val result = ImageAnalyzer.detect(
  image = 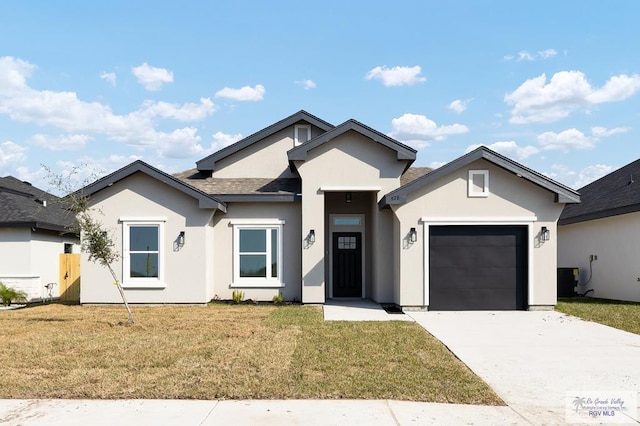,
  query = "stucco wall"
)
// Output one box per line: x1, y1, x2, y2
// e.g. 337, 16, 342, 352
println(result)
558, 212, 640, 302
391, 159, 565, 308
211, 202, 302, 301
81, 172, 215, 304
212, 125, 326, 179
294, 131, 410, 303
0, 228, 78, 300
